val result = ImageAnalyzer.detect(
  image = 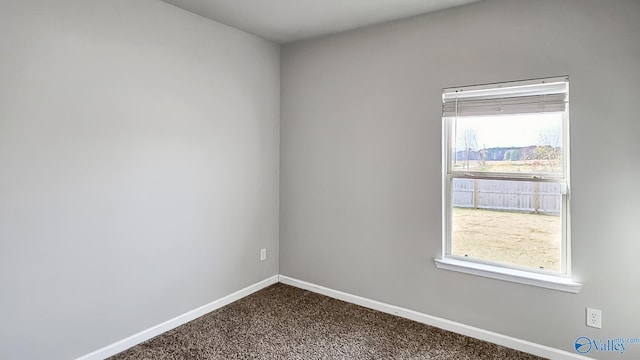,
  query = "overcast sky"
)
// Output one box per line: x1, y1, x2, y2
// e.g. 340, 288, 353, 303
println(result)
454, 113, 563, 151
